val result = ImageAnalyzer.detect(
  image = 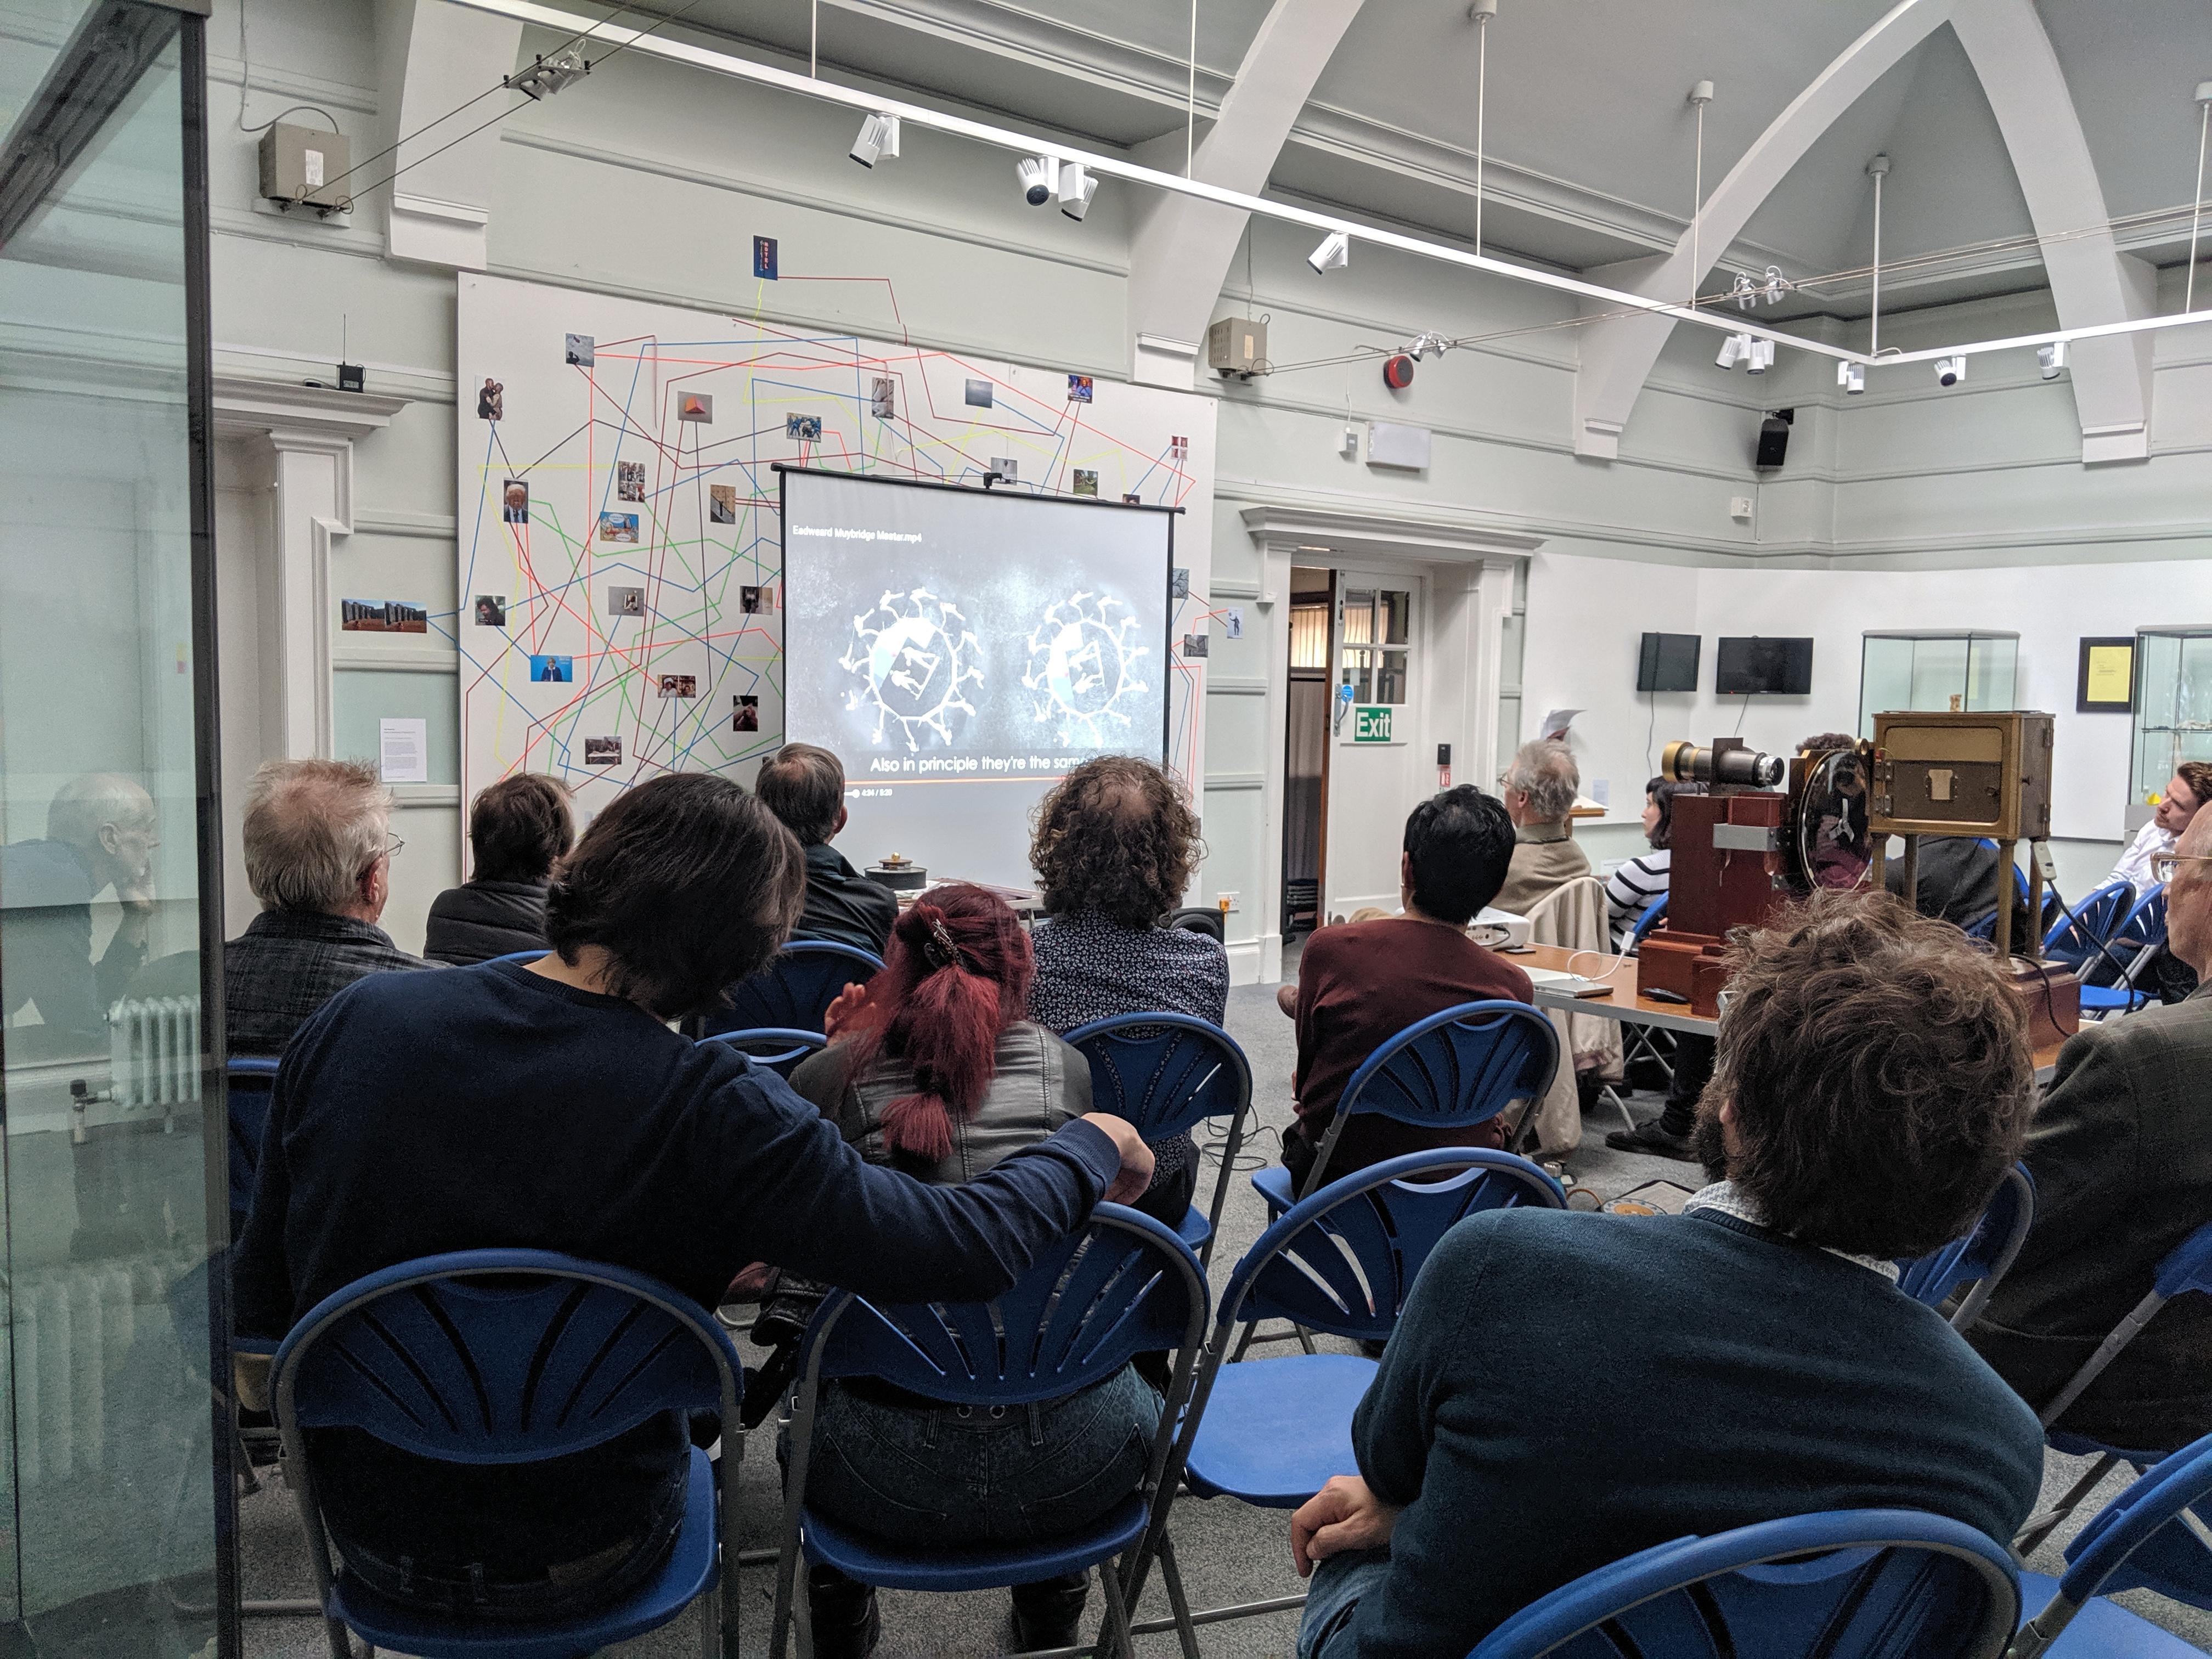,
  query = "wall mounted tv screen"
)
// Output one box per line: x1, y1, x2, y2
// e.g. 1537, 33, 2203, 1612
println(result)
1716, 636, 1814, 696
1636, 632, 1701, 693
